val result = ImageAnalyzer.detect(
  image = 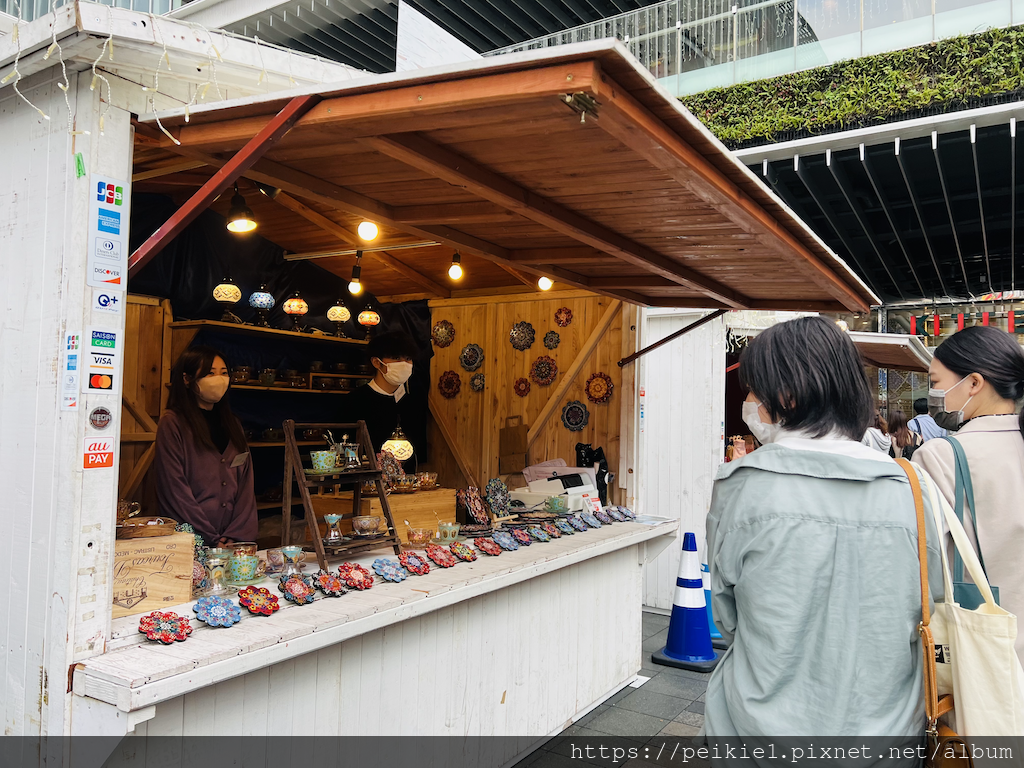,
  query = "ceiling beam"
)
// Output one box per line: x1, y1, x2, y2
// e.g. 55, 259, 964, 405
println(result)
363, 132, 749, 308
132, 159, 207, 182
271, 192, 451, 298
393, 202, 519, 225
589, 276, 680, 288
127, 94, 321, 276
589, 69, 874, 312
166, 62, 600, 150
509, 247, 616, 265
